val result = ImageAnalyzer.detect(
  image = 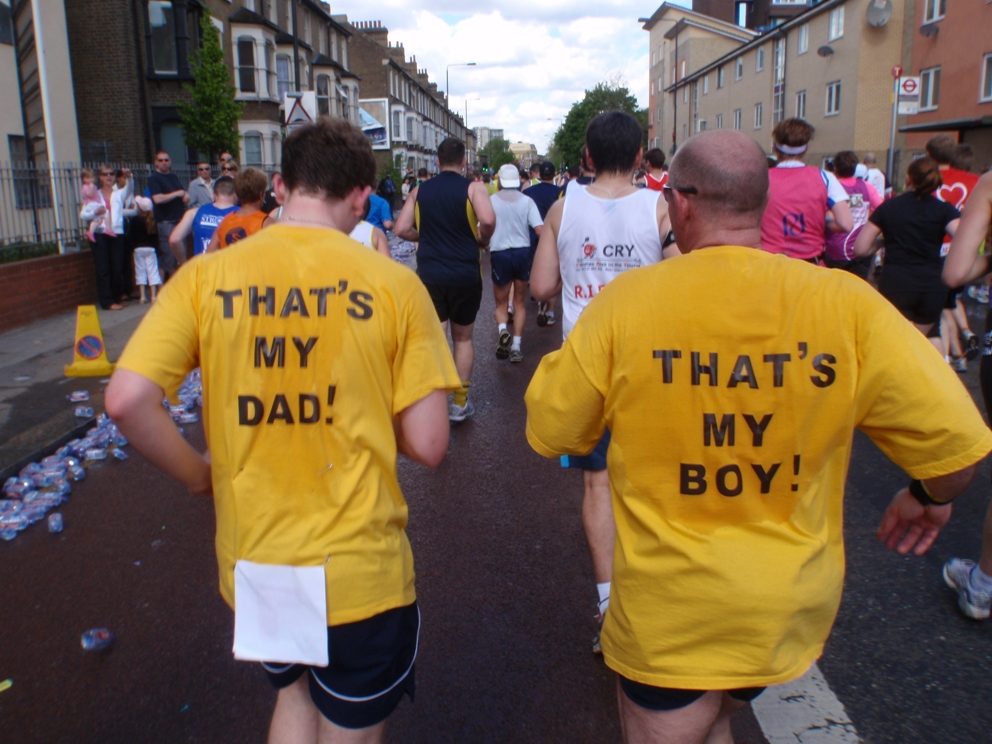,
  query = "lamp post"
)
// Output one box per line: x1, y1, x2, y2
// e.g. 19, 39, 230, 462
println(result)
446, 62, 476, 101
